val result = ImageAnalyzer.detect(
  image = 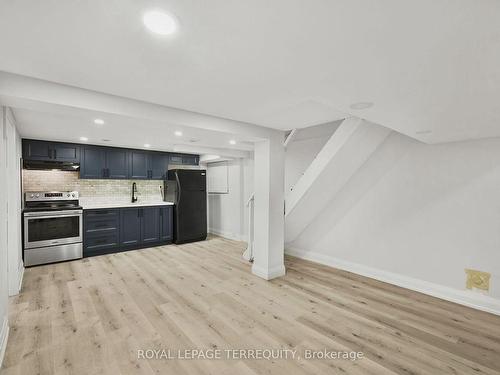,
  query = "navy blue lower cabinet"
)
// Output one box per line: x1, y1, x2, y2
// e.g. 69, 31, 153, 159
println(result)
84, 205, 174, 257
141, 207, 160, 243
120, 208, 142, 246
83, 209, 120, 256
160, 206, 173, 241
